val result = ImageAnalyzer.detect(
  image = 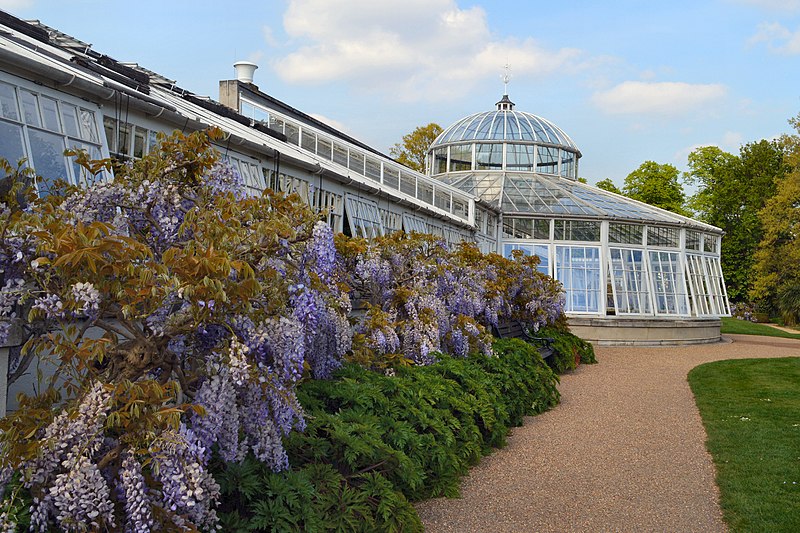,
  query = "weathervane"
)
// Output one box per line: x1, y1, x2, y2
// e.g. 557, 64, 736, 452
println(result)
502, 63, 512, 95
